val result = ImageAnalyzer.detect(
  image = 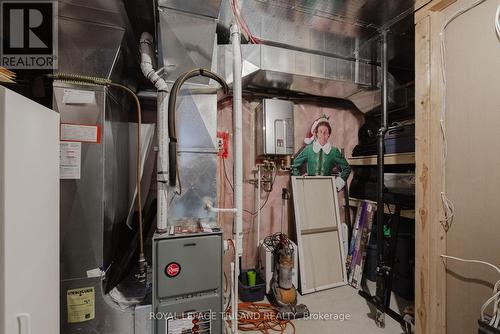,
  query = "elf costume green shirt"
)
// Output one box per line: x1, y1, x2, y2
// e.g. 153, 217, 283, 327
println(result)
291, 140, 351, 181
